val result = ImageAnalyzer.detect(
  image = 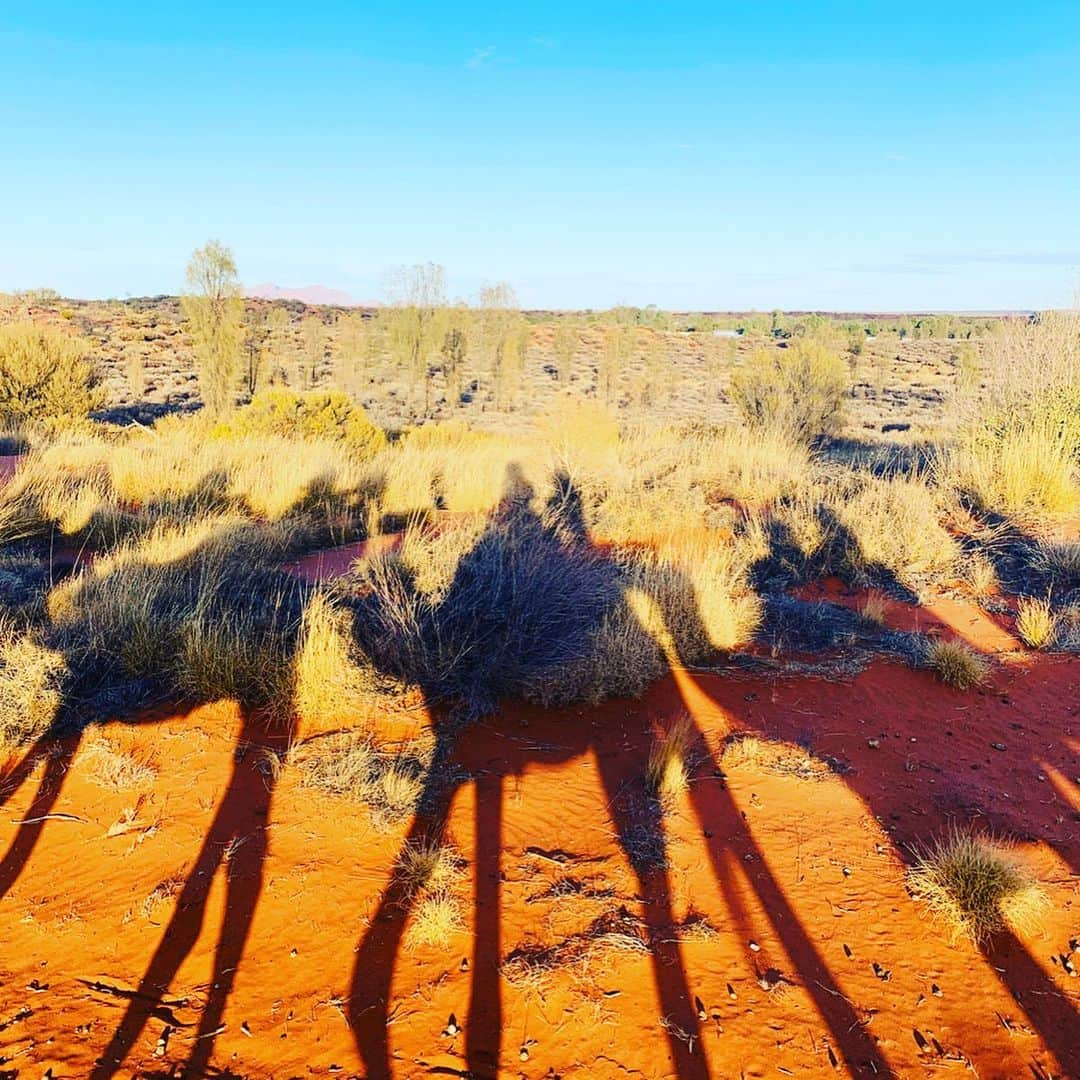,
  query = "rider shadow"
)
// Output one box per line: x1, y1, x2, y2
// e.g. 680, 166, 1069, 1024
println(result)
345, 465, 891, 1078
